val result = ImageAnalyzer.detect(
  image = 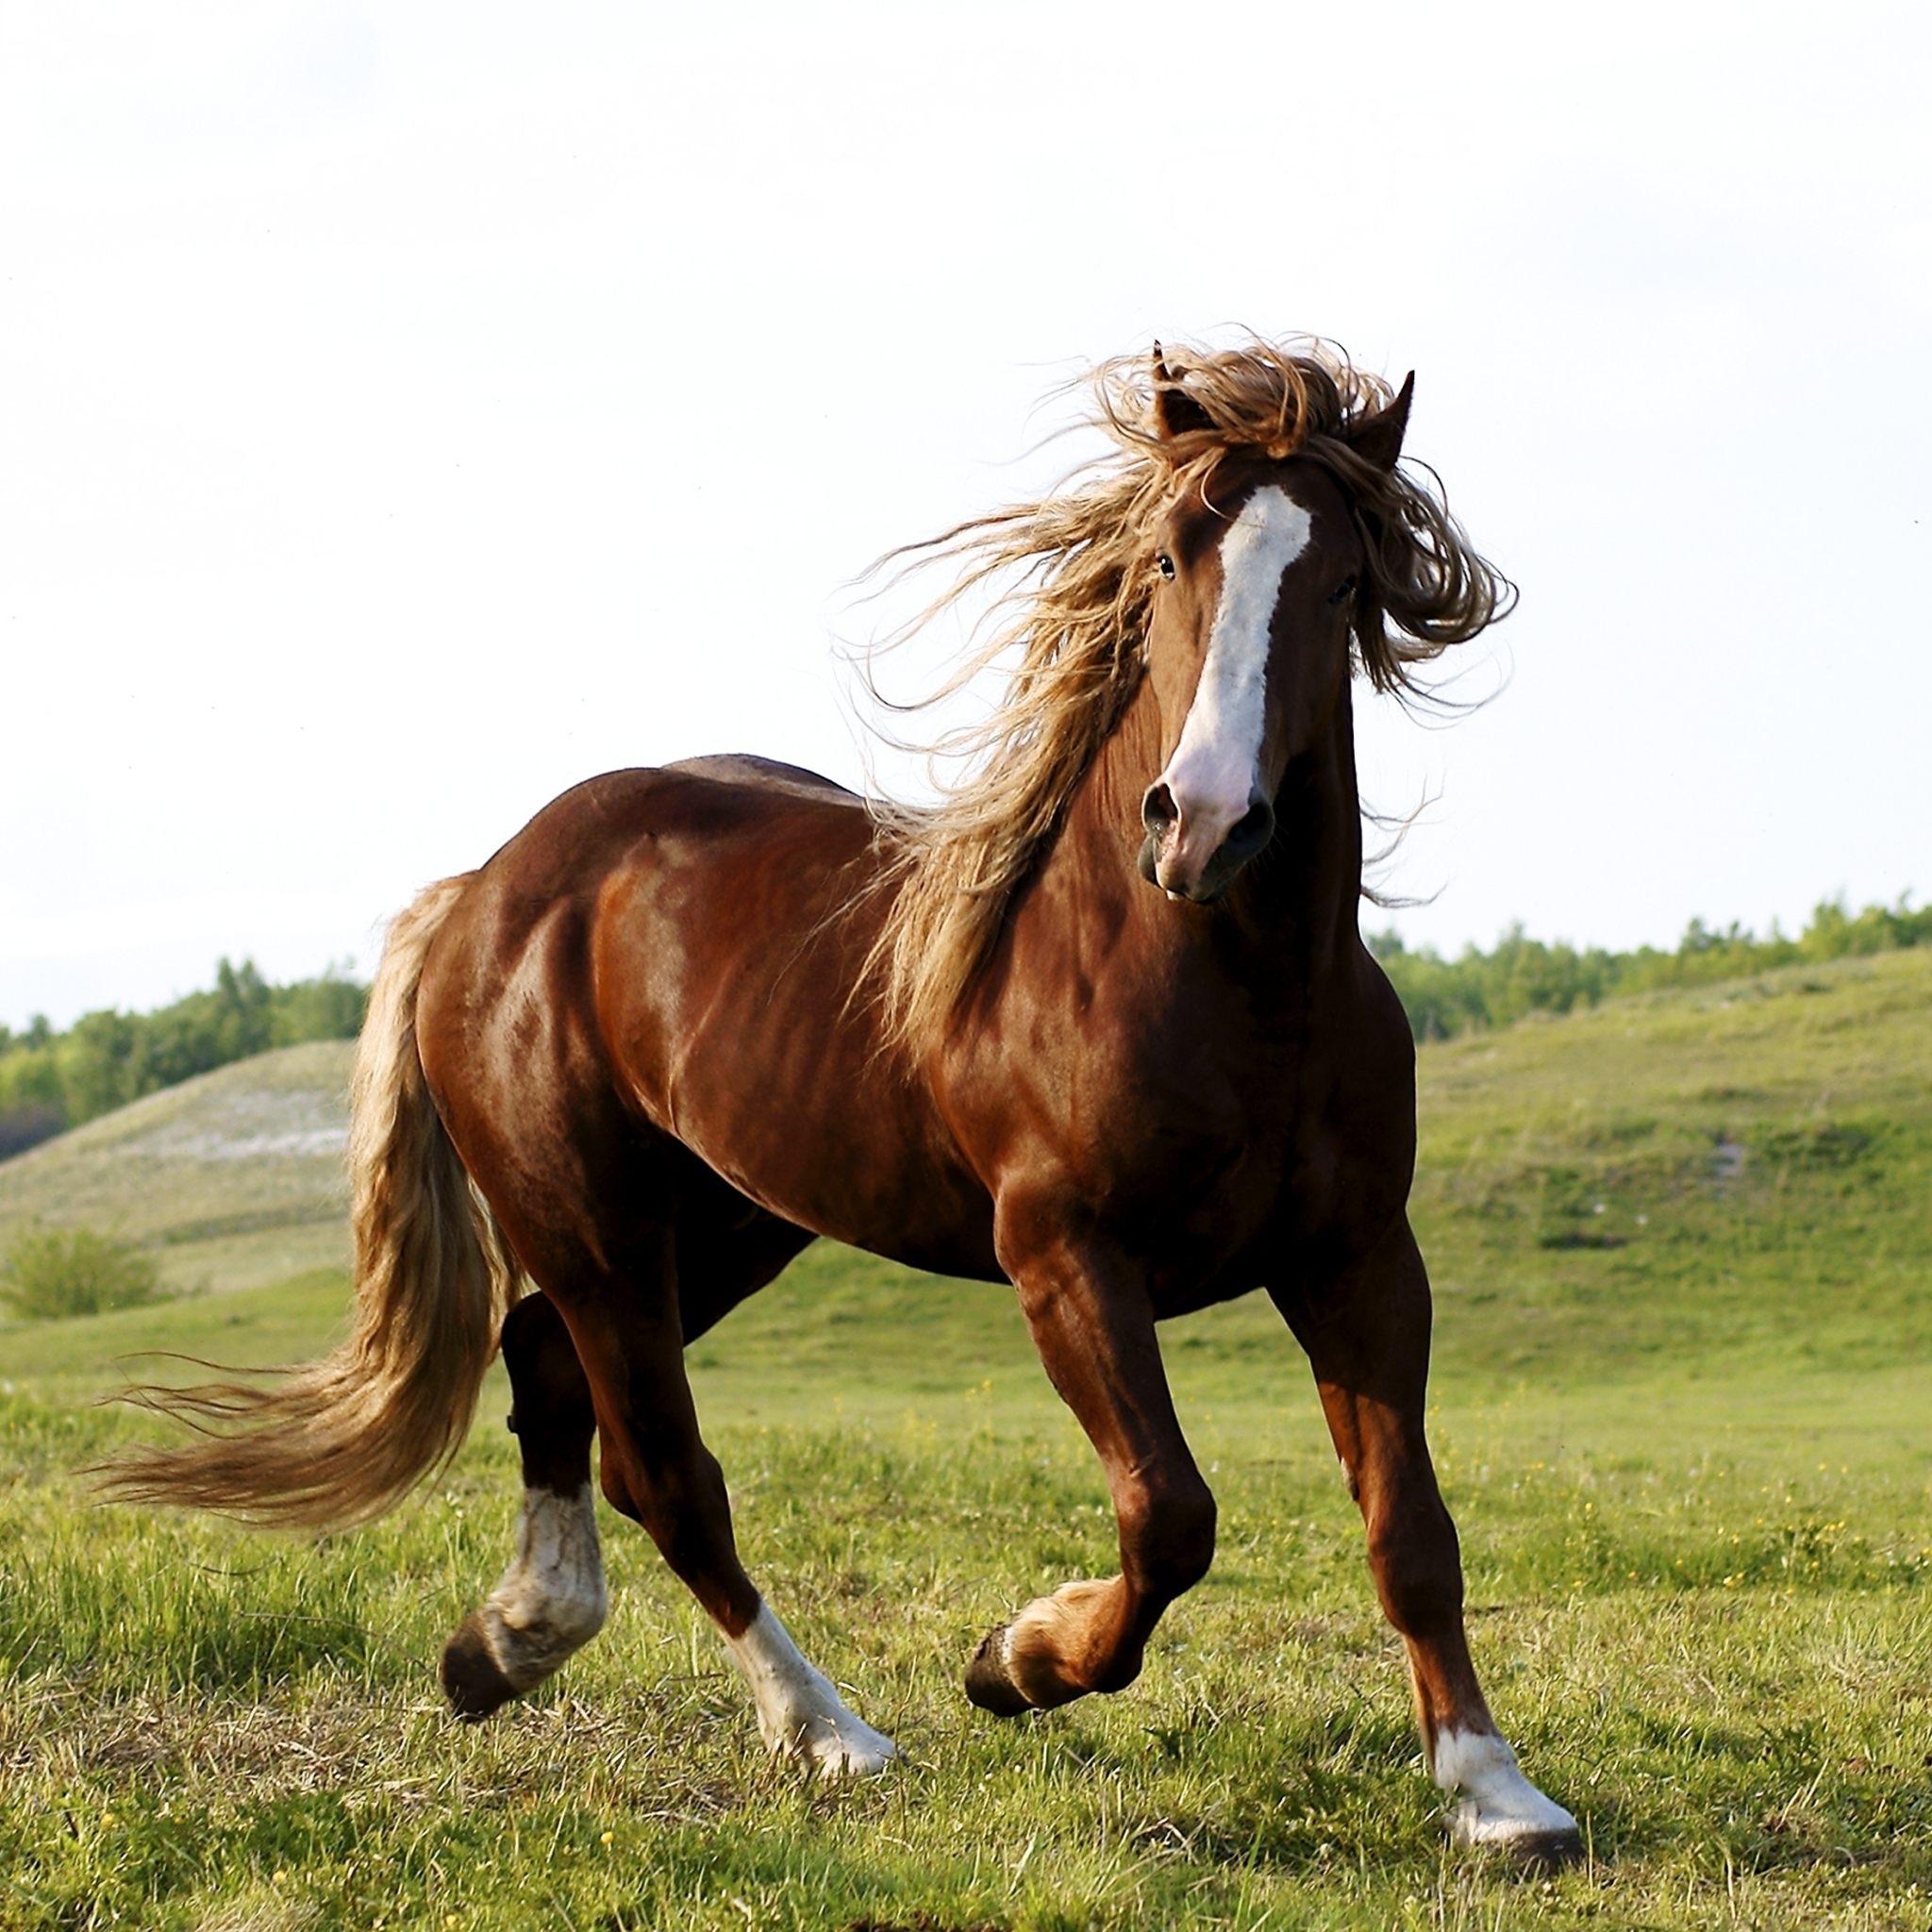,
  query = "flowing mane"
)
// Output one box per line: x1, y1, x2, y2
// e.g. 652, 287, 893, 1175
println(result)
864, 335, 1514, 1060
